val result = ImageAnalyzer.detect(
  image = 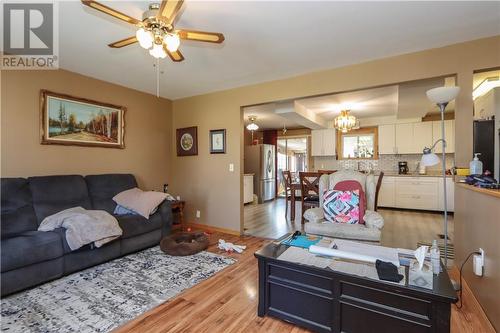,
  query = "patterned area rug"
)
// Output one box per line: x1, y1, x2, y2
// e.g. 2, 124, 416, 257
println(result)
1, 247, 235, 333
